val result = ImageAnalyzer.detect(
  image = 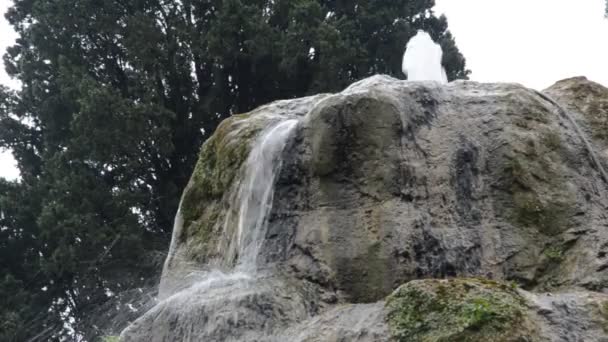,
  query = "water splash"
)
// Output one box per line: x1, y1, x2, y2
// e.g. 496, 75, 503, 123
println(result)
402, 30, 448, 84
